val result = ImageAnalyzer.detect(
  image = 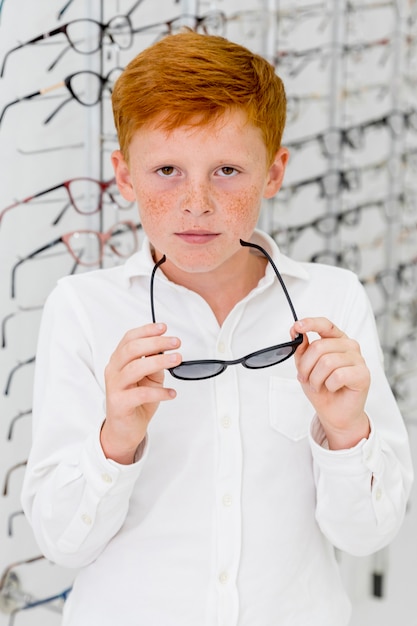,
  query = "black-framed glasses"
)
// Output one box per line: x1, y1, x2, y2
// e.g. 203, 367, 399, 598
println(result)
132, 11, 226, 39
150, 239, 303, 380
0, 67, 122, 127
0, 17, 133, 76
